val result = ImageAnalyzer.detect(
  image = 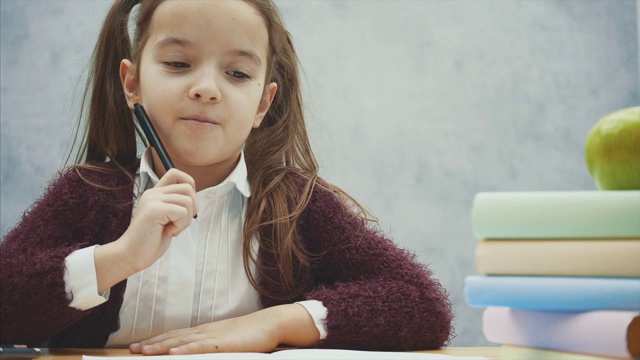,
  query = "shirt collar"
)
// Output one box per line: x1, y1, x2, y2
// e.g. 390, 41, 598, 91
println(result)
137, 147, 251, 198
